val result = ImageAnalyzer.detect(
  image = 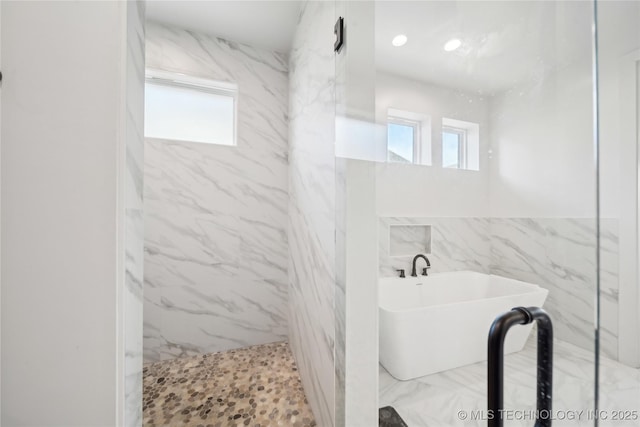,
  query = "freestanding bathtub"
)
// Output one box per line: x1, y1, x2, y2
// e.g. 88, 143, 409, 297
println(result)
379, 271, 549, 380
